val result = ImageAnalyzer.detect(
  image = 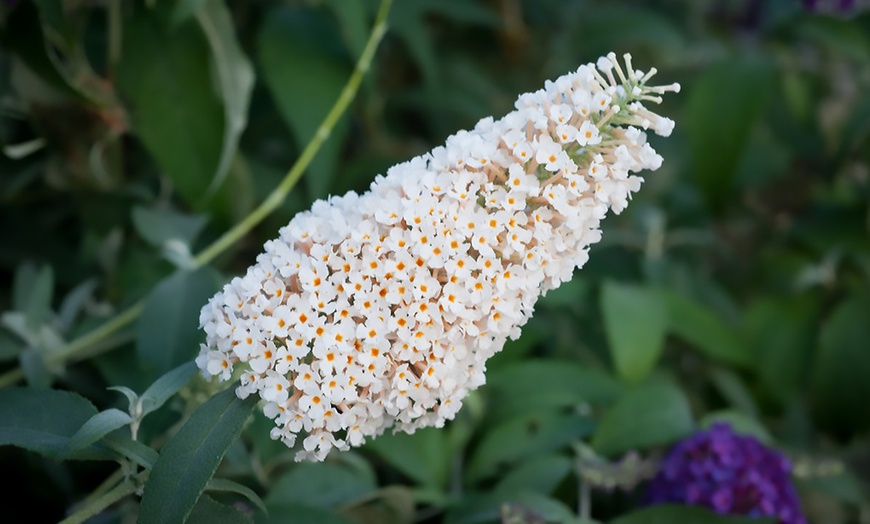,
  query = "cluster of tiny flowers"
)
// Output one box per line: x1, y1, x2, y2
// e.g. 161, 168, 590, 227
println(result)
647, 423, 807, 524
196, 52, 678, 461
